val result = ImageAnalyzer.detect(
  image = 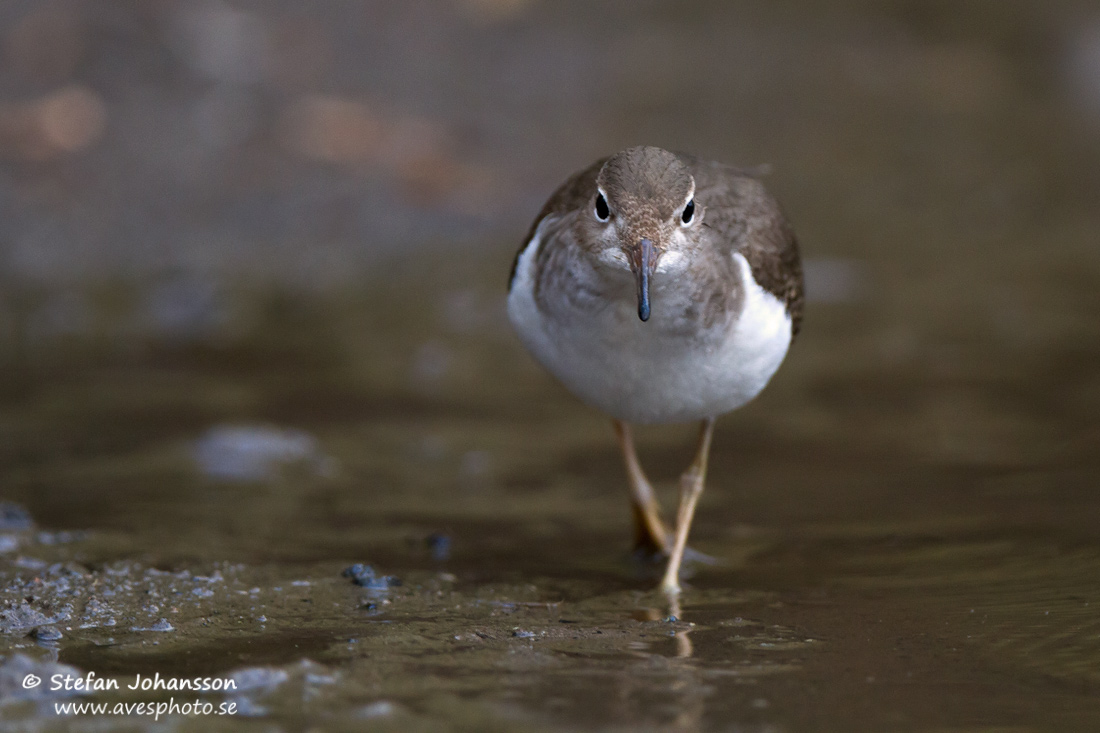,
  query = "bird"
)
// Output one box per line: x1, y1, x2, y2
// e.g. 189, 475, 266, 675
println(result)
507, 146, 803, 595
